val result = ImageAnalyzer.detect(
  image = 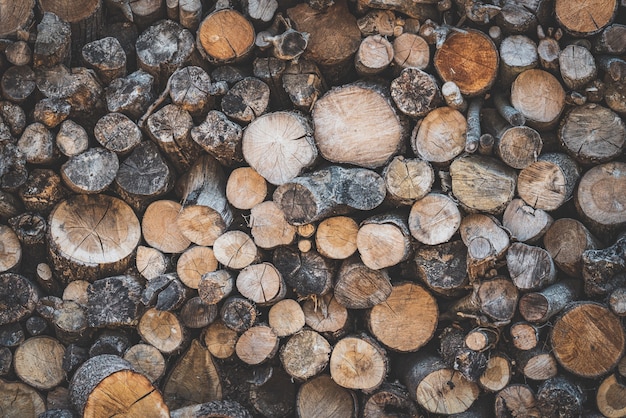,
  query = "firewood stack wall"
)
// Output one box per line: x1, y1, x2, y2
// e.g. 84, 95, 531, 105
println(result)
1, 0, 626, 416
